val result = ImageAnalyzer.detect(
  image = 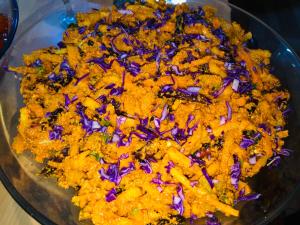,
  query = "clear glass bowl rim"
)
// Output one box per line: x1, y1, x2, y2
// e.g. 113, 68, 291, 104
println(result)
1, 1, 300, 225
